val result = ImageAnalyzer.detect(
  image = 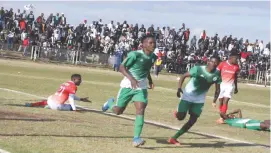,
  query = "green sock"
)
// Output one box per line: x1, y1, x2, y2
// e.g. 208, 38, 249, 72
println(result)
134, 115, 144, 138
172, 127, 186, 139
